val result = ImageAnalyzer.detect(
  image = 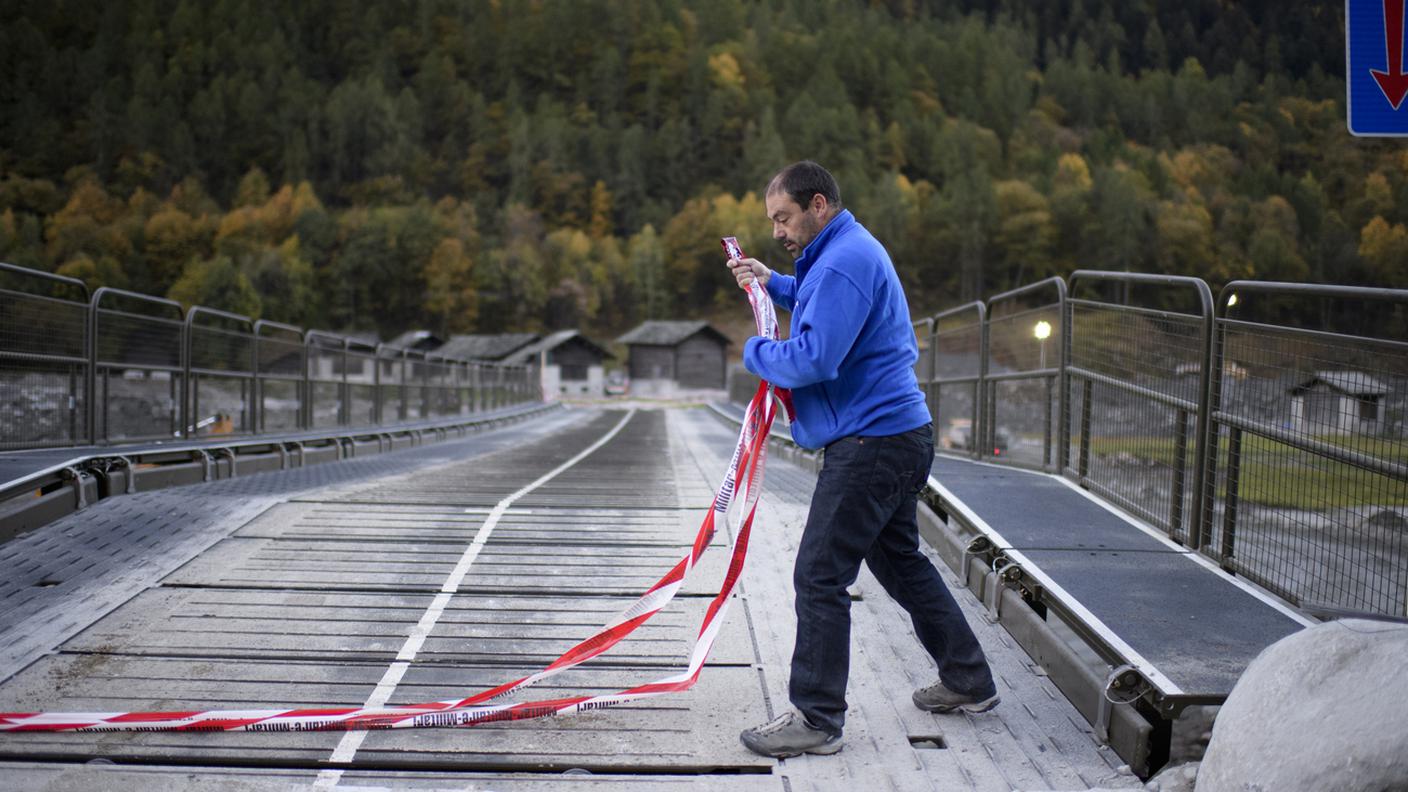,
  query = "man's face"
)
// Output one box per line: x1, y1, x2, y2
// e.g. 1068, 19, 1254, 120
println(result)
766, 191, 825, 259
